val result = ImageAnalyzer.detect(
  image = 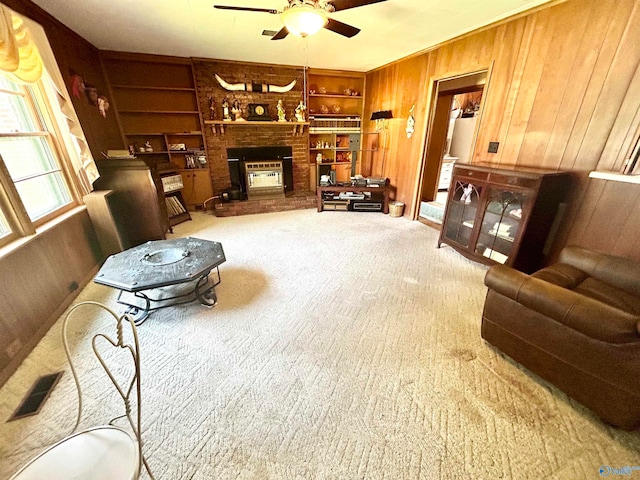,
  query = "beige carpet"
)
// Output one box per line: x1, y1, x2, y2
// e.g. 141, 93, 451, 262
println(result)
1, 209, 639, 479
